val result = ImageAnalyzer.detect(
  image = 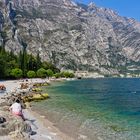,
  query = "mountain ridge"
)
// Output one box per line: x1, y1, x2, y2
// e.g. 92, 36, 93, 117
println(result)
0, 0, 140, 75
